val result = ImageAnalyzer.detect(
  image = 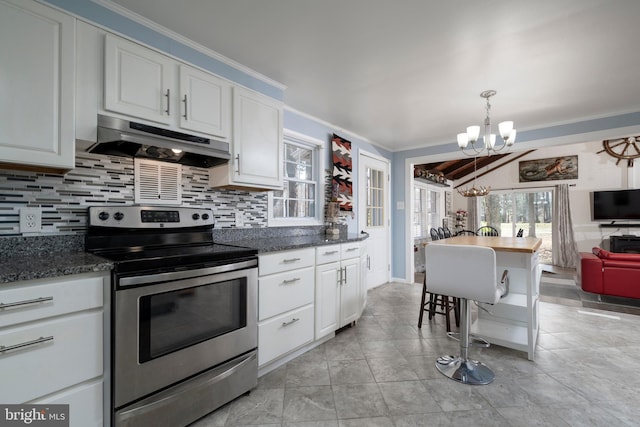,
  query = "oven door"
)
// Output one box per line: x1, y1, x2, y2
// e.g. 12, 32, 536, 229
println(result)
113, 259, 257, 408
